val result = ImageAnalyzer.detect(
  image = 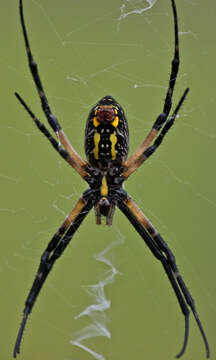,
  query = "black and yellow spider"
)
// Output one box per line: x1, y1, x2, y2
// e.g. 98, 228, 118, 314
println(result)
13, 0, 210, 358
